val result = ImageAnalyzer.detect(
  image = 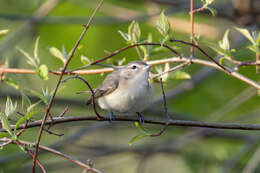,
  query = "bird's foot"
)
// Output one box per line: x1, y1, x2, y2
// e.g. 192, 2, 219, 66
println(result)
136, 112, 144, 124
109, 112, 115, 122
